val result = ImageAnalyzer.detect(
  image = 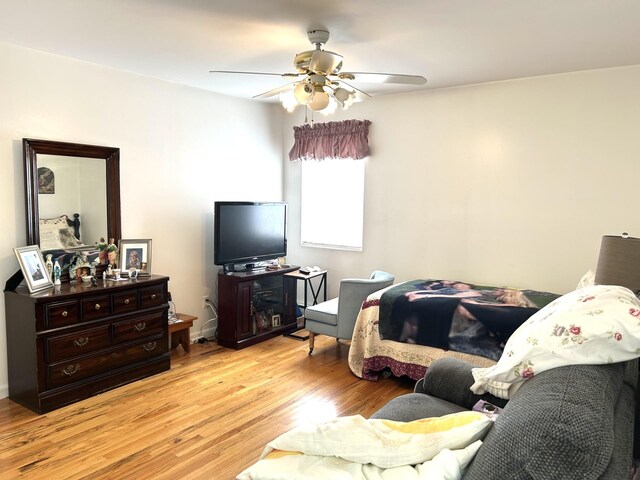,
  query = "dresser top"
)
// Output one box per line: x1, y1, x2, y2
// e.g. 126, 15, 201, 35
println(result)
6, 274, 169, 301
